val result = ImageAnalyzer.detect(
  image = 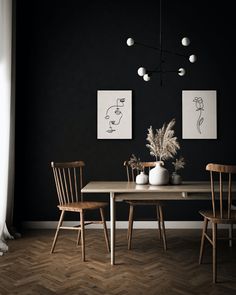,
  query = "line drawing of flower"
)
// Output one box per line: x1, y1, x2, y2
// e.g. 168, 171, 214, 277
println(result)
193, 97, 204, 134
